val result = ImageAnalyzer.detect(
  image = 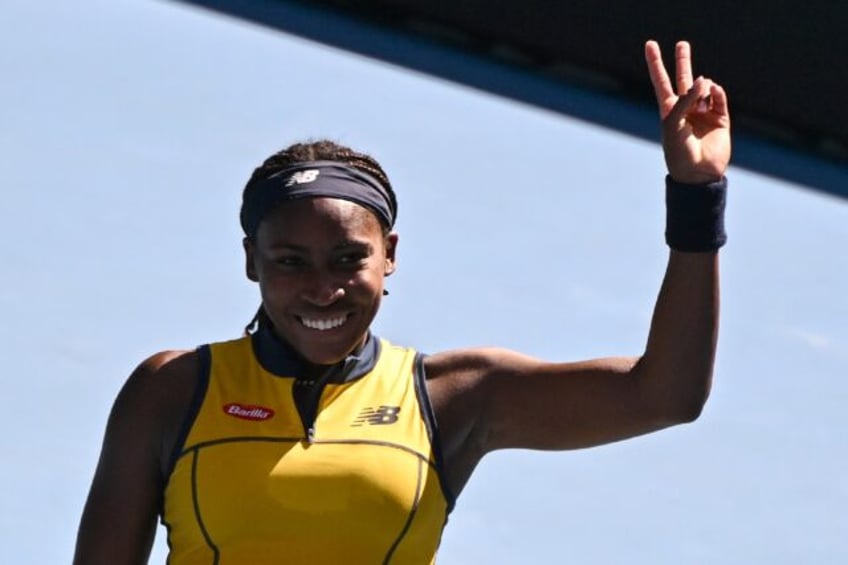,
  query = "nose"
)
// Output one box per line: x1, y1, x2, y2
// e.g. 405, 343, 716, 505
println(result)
301, 271, 346, 307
